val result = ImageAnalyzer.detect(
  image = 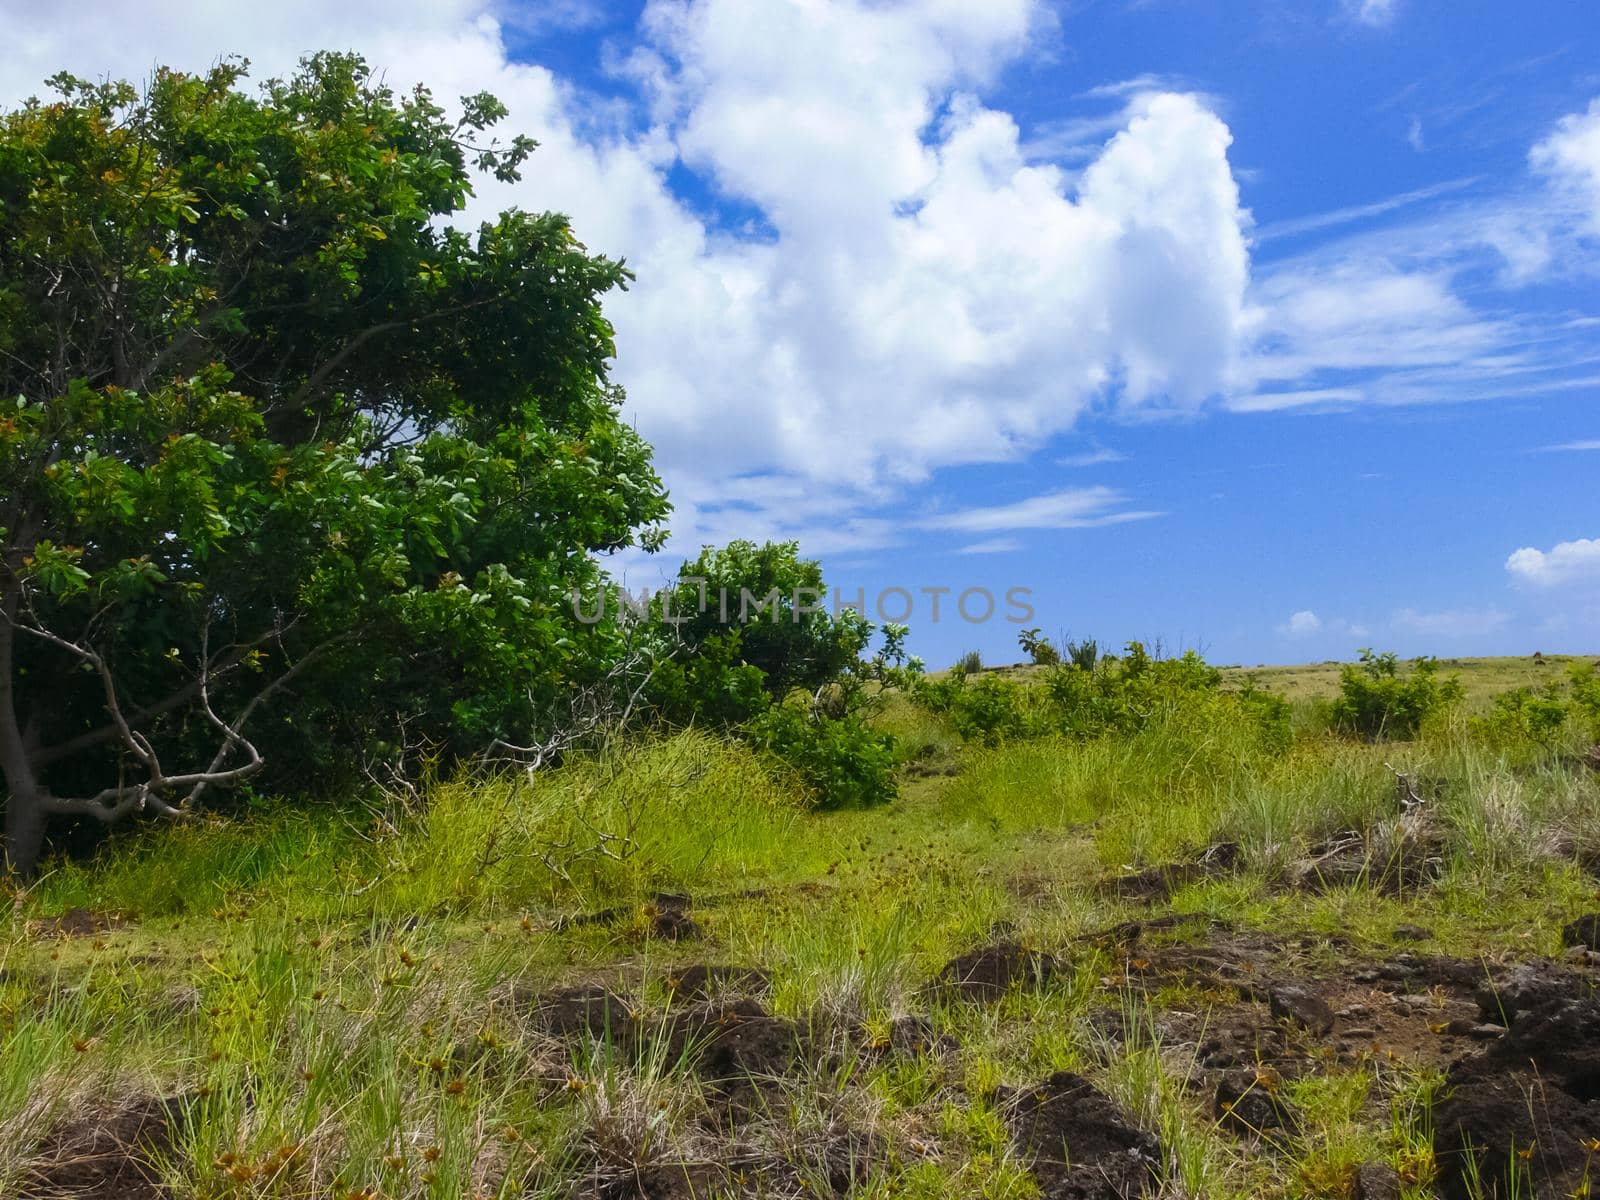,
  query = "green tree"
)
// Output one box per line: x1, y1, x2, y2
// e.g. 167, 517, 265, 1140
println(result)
0, 56, 667, 875
661, 540, 873, 703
